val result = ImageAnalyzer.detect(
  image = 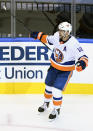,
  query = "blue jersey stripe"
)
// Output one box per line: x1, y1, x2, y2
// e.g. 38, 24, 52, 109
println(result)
51, 53, 75, 65
78, 55, 88, 60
